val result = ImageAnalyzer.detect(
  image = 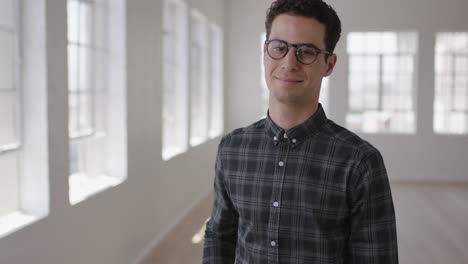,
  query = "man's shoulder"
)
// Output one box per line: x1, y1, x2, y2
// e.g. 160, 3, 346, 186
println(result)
218, 118, 266, 147
322, 119, 381, 158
